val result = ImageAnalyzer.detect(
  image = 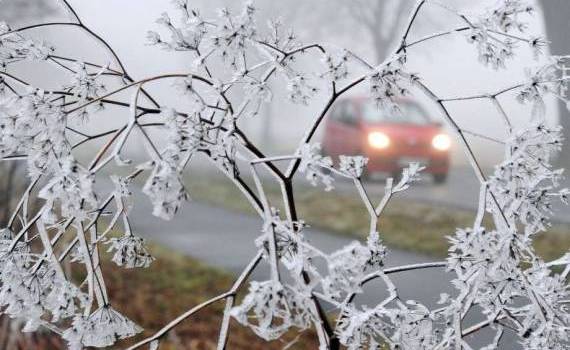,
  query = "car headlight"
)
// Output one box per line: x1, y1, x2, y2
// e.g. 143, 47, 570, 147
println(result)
432, 134, 451, 151
368, 131, 390, 149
